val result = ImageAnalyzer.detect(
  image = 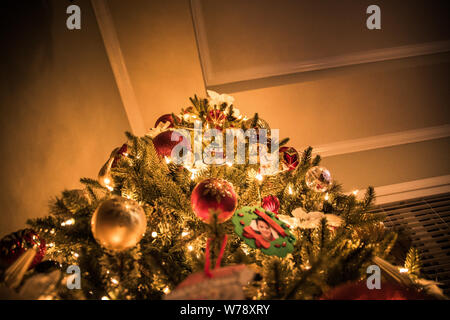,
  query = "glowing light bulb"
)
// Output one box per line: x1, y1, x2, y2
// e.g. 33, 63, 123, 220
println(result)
352, 190, 359, 195
226, 162, 233, 167
255, 173, 263, 181
181, 231, 189, 237
165, 156, 171, 164
151, 231, 158, 238
111, 278, 119, 285
163, 287, 170, 294
103, 177, 111, 185
325, 193, 329, 201
399, 268, 408, 273
101, 296, 110, 300
288, 185, 293, 195
106, 185, 114, 192
187, 245, 194, 251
